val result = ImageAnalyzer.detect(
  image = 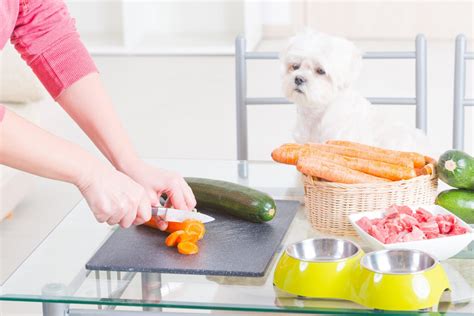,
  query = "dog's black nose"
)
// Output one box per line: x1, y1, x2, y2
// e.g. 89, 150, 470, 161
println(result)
294, 76, 306, 85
